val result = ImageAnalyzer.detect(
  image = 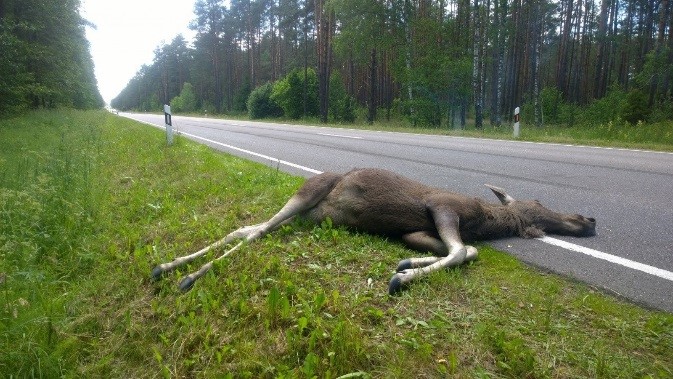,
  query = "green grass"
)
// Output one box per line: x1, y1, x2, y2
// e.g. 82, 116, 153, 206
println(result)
1, 109, 672, 378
